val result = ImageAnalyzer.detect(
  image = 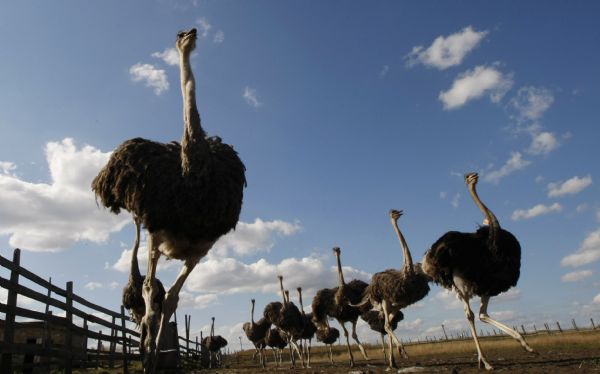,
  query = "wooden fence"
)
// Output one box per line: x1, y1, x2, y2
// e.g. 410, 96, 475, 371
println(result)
0, 248, 211, 373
